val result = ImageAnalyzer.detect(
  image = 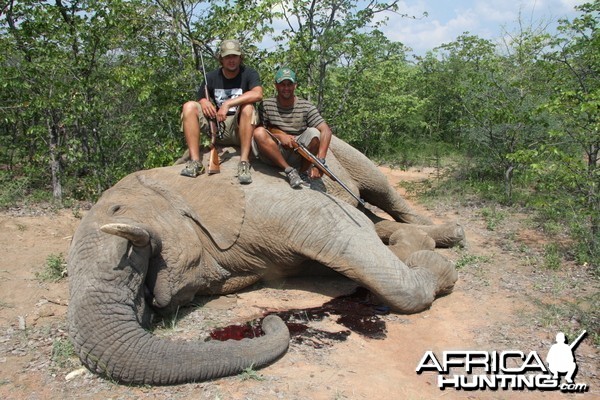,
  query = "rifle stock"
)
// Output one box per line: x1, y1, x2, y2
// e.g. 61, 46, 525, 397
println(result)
207, 119, 220, 175
267, 128, 365, 206
200, 50, 220, 175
